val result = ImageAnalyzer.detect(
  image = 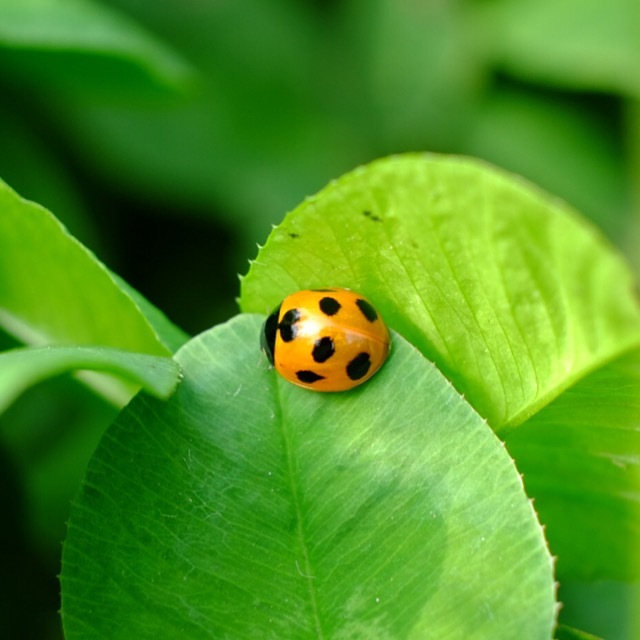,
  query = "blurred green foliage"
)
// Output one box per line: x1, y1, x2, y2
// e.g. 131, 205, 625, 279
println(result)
0, 0, 639, 638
